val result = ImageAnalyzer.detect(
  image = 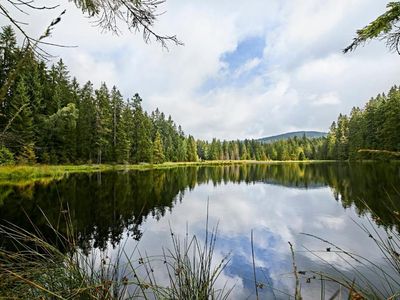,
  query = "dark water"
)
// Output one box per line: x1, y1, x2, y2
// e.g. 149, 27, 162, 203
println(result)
1, 162, 400, 298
